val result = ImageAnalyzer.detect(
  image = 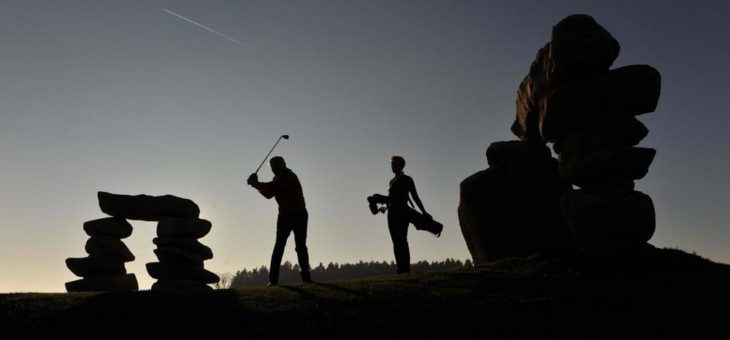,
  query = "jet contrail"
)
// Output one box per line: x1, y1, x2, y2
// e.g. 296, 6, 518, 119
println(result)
163, 9, 256, 52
